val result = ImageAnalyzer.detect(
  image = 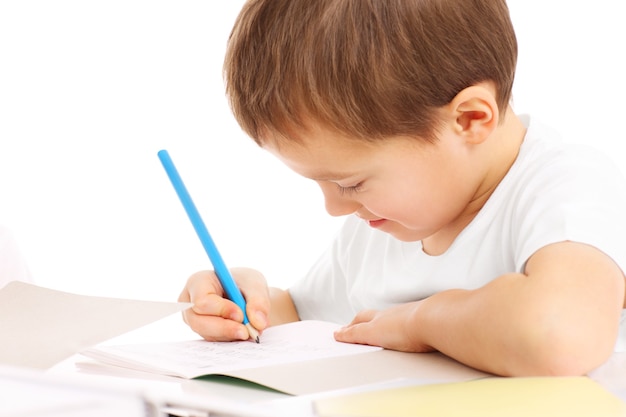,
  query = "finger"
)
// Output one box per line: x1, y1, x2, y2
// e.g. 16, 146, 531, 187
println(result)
334, 322, 376, 346
346, 309, 378, 325
231, 268, 271, 332
183, 310, 250, 342
241, 287, 270, 332
181, 270, 223, 302
334, 310, 379, 345
180, 271, 244, 321
191, 293, 245, 321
